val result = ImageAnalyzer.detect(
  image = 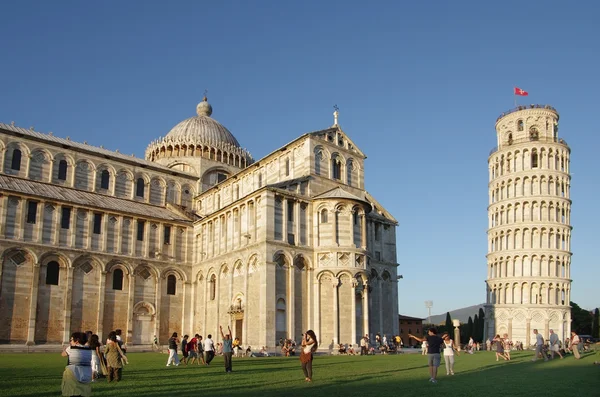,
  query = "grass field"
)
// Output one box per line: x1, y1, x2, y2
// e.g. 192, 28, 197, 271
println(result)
1, 350, 598, 397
